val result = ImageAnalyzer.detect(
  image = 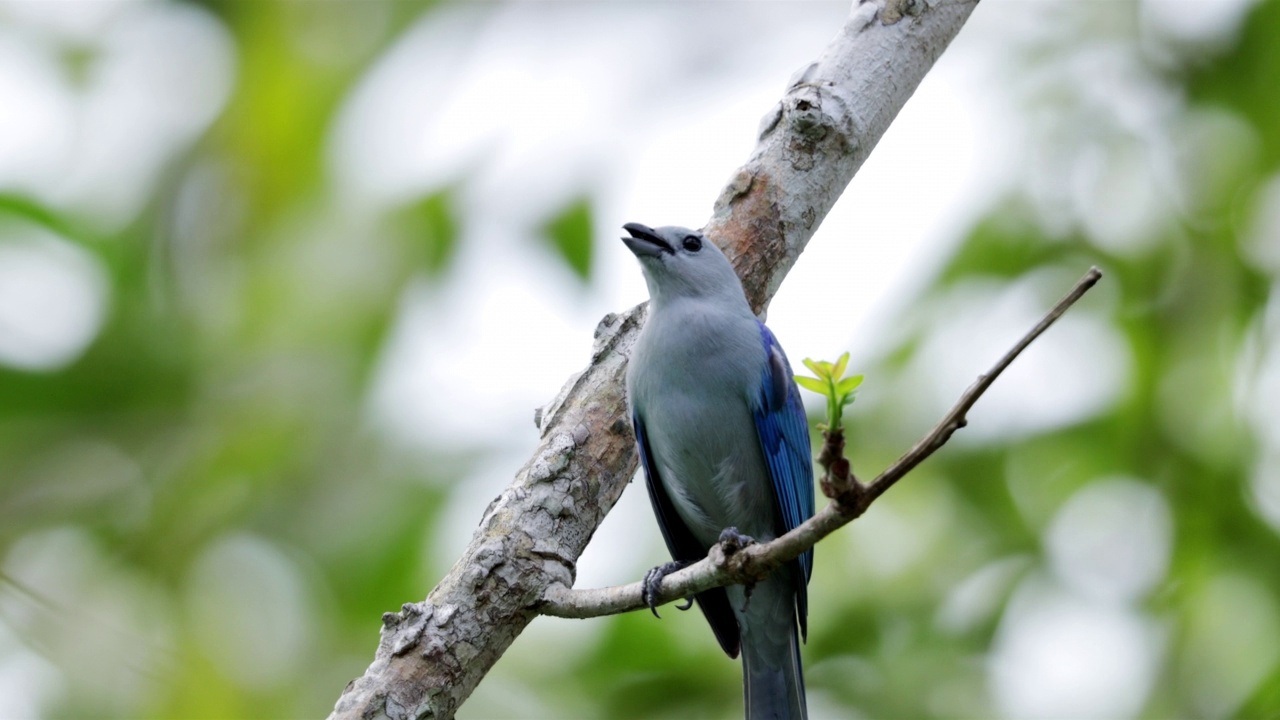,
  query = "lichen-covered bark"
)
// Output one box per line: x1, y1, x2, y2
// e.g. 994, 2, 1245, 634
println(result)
330, 308, 645, 720
330, 1, 978, 717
